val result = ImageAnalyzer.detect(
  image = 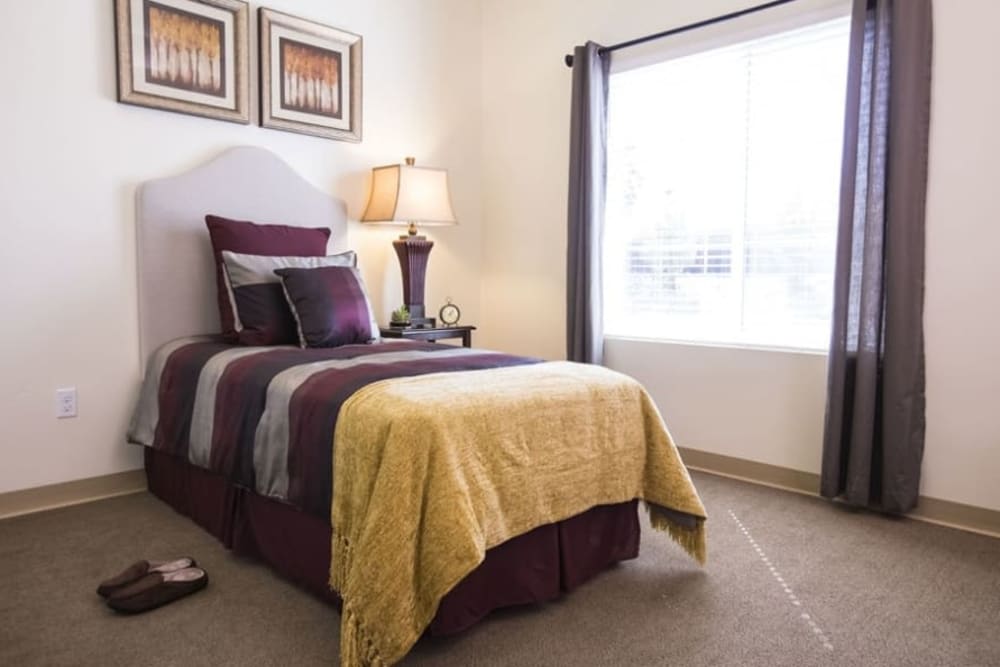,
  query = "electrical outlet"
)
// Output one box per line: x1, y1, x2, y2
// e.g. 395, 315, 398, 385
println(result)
55, 387, 77, 419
